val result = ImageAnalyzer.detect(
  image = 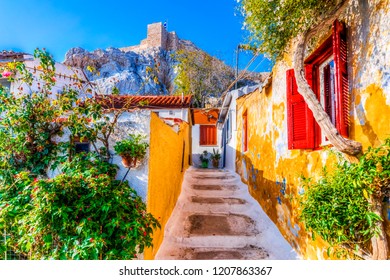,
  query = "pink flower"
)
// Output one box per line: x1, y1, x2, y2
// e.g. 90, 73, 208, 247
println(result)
2, 71, 12, 78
